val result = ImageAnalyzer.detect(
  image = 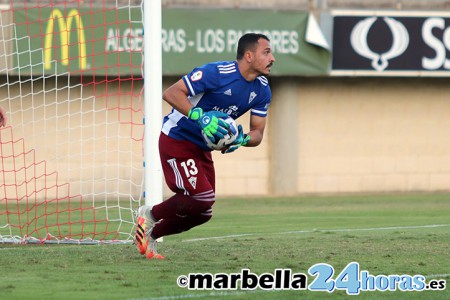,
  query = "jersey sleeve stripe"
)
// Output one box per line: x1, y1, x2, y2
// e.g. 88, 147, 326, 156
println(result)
217, 63, 235, 69
218, 63, 236, 74
251, 109, 268, 116
257, 76, 268, 86
218, 69, 236, 74
183, 75, 196, 96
